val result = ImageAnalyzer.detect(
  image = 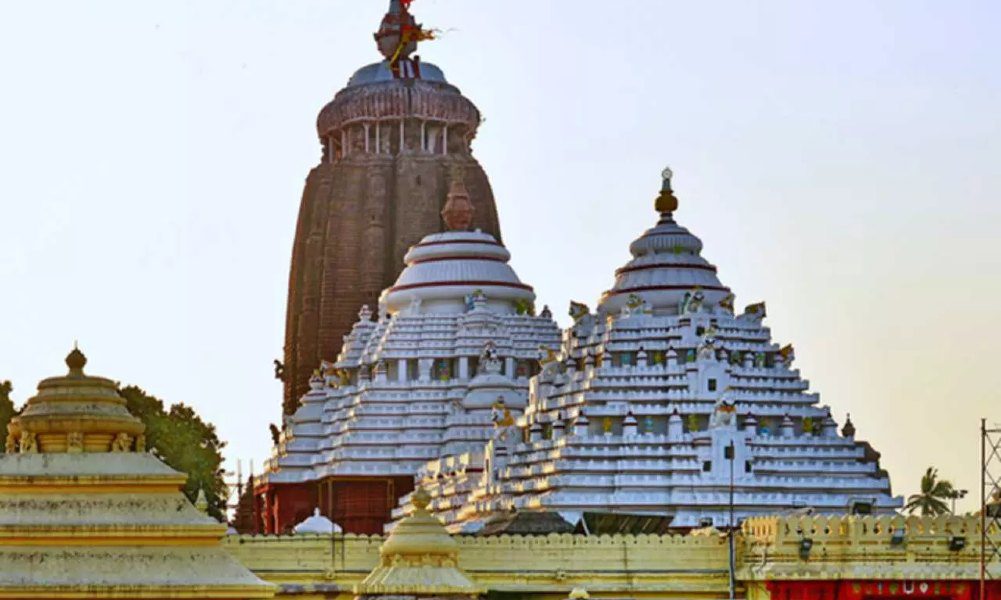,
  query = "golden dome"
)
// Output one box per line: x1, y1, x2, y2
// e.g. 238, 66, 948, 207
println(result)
5, 346, 145, 454
354, 487, 483, 597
